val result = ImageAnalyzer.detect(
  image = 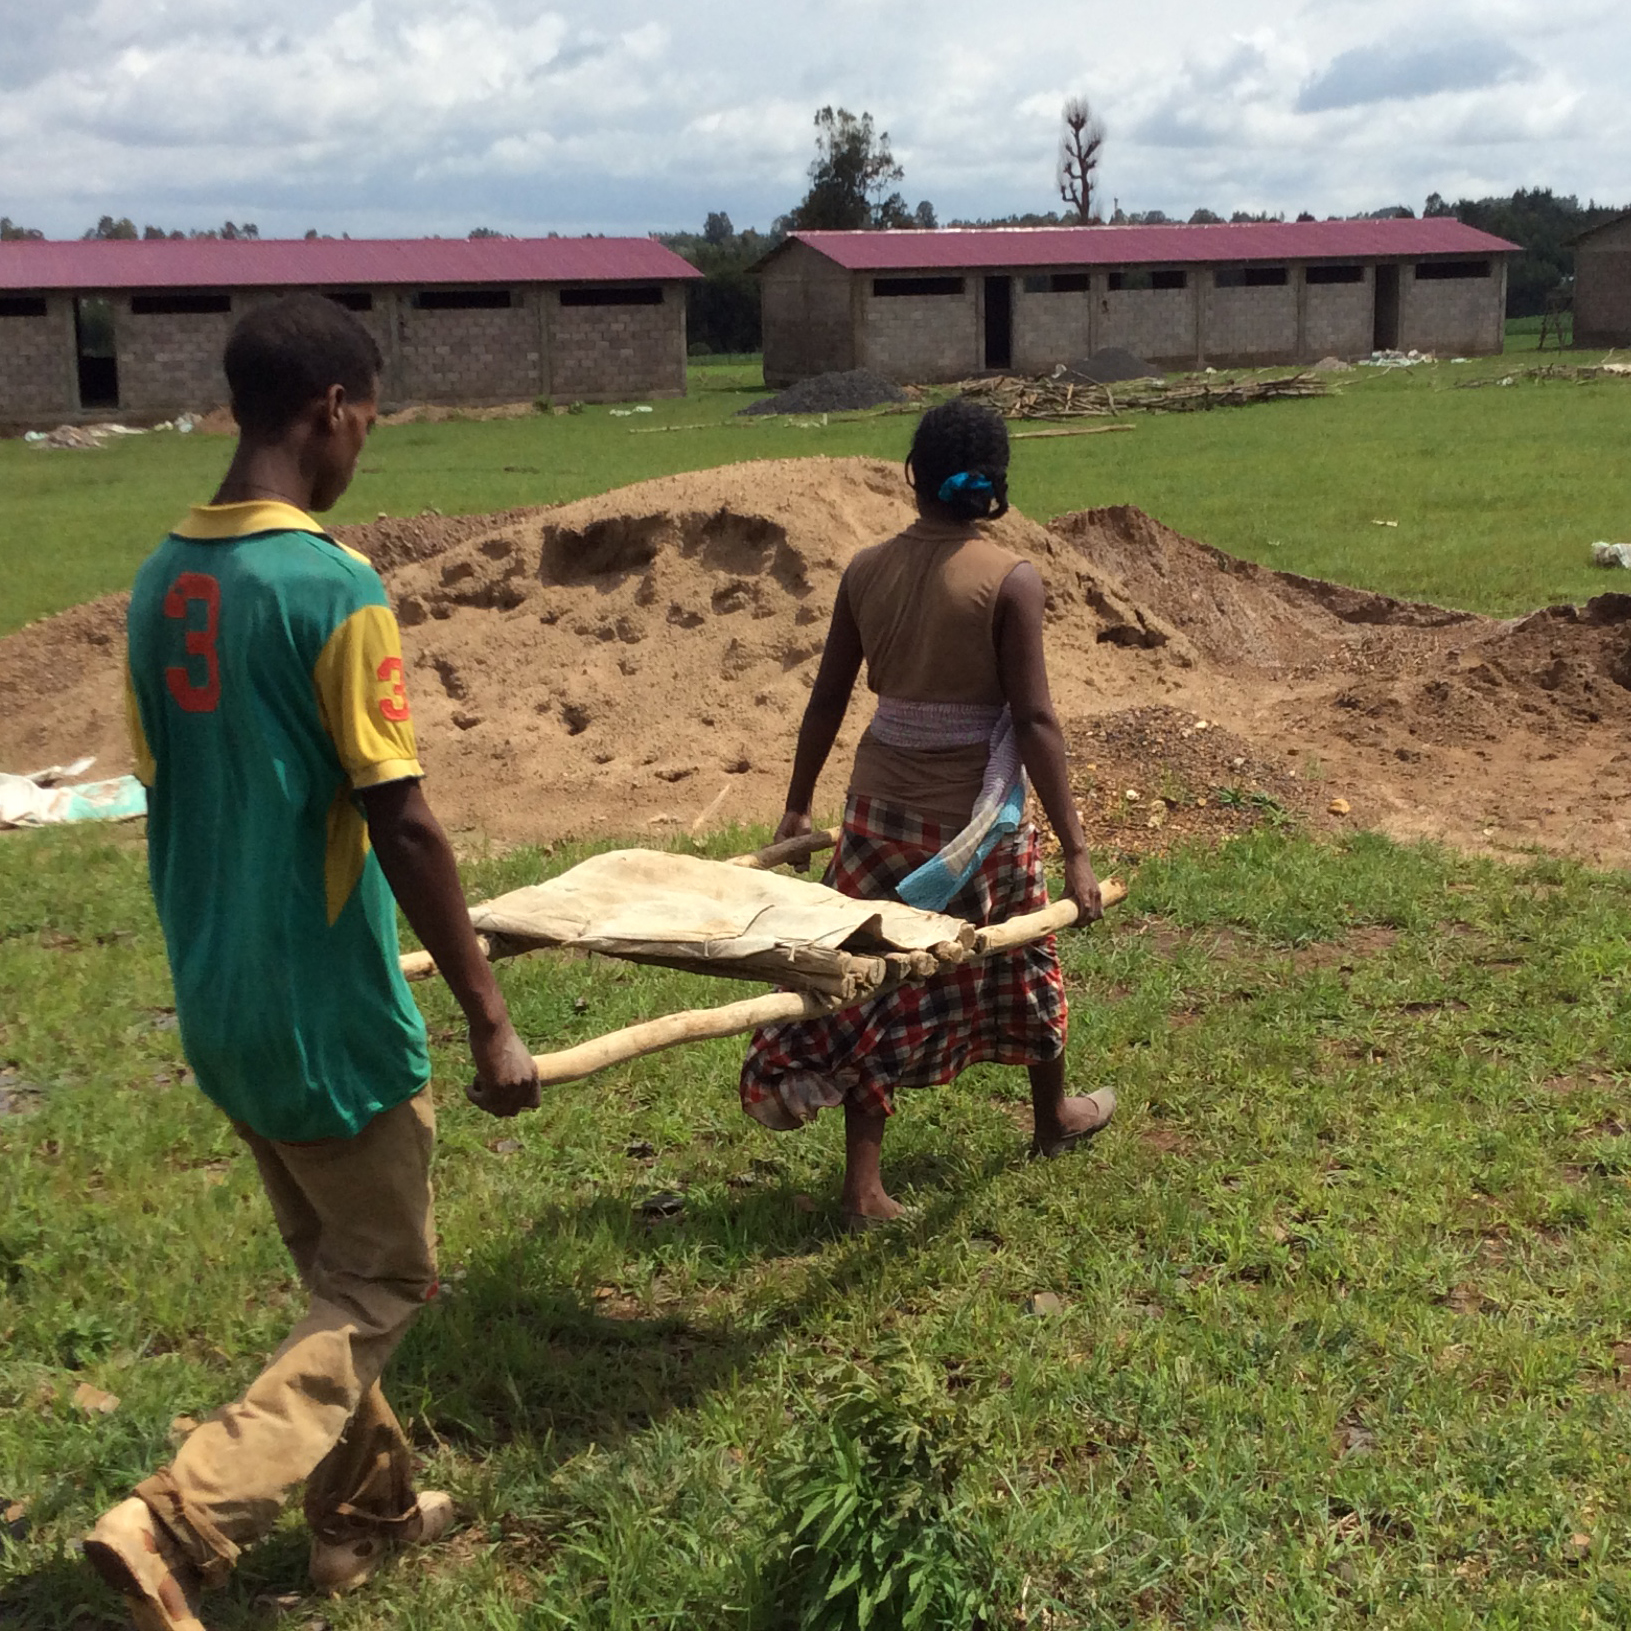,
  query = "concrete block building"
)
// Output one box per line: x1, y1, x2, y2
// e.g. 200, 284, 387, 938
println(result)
0, 237, 701, 421
755, 220, 1519, 386
1571, 214, 1631, 348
